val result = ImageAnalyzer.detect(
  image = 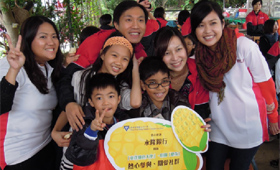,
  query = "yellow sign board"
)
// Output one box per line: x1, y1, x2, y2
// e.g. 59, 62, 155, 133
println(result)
171, 106, 209, 153
104, 118, 204, 170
